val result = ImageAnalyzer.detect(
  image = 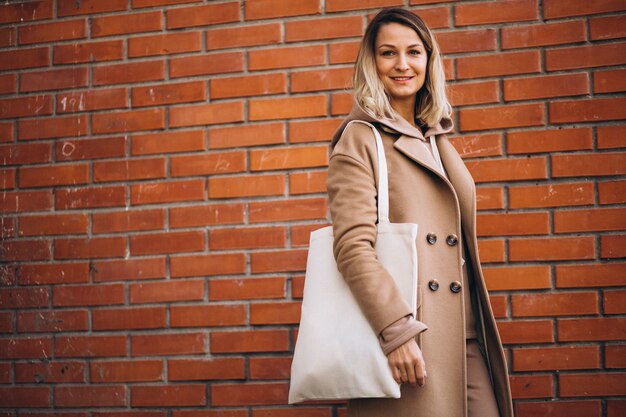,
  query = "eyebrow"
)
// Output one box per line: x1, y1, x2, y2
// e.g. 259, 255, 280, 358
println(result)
378, 43, 424, 49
